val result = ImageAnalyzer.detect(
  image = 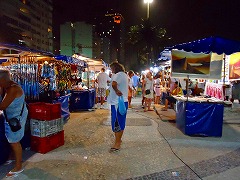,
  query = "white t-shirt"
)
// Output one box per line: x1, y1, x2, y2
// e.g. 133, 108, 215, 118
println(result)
154, 78, 161, 87
170, 77, 178, 91
128, 77, 133, 89
107, 72, 128, 105
179, 78, 186, 90
97, 72, 110, 88
145, 78, 154, 90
